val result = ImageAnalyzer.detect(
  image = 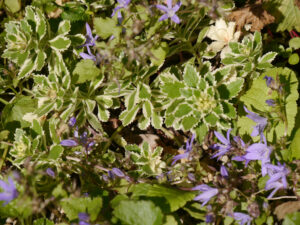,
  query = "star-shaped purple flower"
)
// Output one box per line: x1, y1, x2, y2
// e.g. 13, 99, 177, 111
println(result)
111, 0, 131, 19
81, 23, 98, 48
191, 184, 218, 206
211, 129, 232, 160
0, 177, 18, 206
171, 134, 195, 165
244, 106, 267, 139
156, 0, 181, 24
78, 212, 90, 225
265, 163, 289, 198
